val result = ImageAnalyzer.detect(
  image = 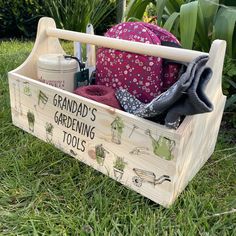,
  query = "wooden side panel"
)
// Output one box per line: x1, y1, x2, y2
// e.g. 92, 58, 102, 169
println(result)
11, 17, 64, 79
171, 40, 227, 203
9, 73, 181, 207
171, 93, 226, 202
